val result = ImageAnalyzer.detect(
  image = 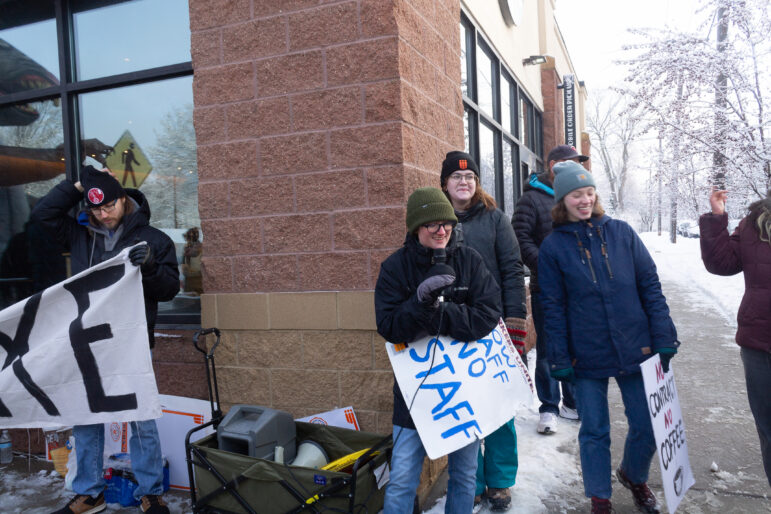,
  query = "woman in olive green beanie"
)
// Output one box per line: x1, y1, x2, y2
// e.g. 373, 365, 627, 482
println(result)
375, 187, 502, 514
